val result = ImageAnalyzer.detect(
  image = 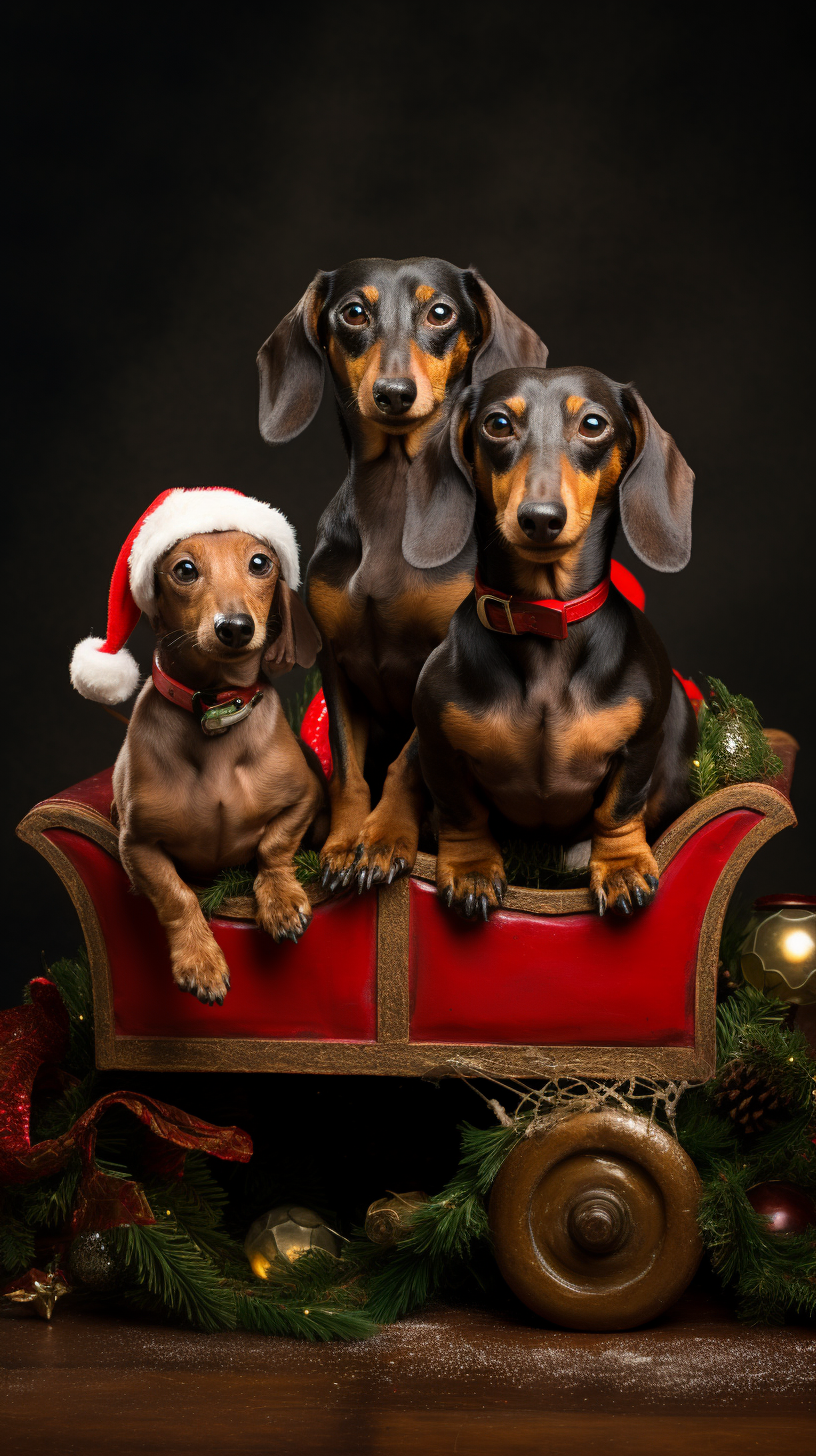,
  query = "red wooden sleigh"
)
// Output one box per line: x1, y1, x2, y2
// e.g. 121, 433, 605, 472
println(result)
15, 553, 799, 1327
17, 751, 796, 1082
